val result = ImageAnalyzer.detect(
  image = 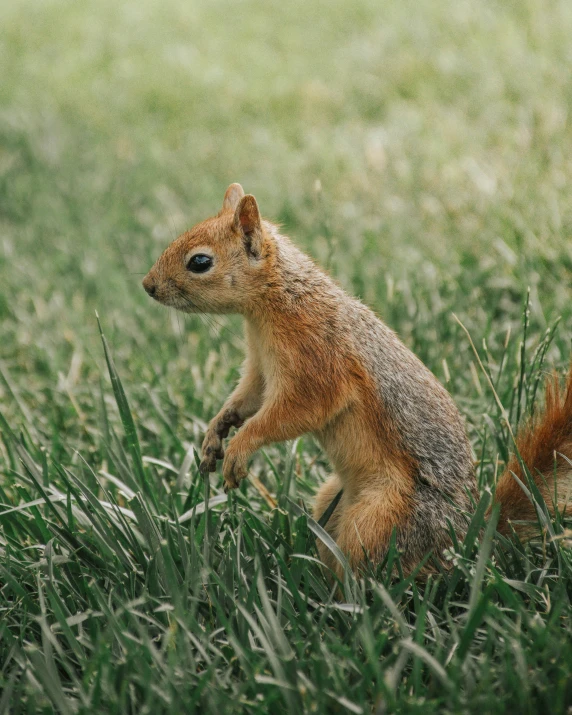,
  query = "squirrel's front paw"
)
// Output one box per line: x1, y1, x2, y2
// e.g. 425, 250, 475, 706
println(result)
199, 430, 224, 475
222, 446, 249, 492
199, 409, 244, 475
